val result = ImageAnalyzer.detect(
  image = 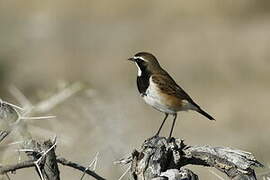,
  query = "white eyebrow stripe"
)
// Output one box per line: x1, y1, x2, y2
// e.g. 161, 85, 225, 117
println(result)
133, 56, 148, 62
